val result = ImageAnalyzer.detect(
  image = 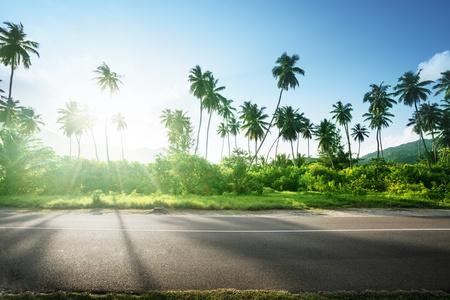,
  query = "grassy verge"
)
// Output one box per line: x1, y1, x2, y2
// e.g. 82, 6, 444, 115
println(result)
1, 290, 450, 299
0, 190, 449, 211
